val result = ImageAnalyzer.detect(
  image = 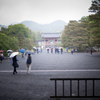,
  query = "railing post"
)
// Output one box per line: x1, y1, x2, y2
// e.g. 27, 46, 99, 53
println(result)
50, 78, 100, 98
93, 80, 94, 96
70, 80, 72, 96
63, 80, 64, 96
55, 80, 57, 97
78, 80, 79, 96
85, 80, 87, 96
